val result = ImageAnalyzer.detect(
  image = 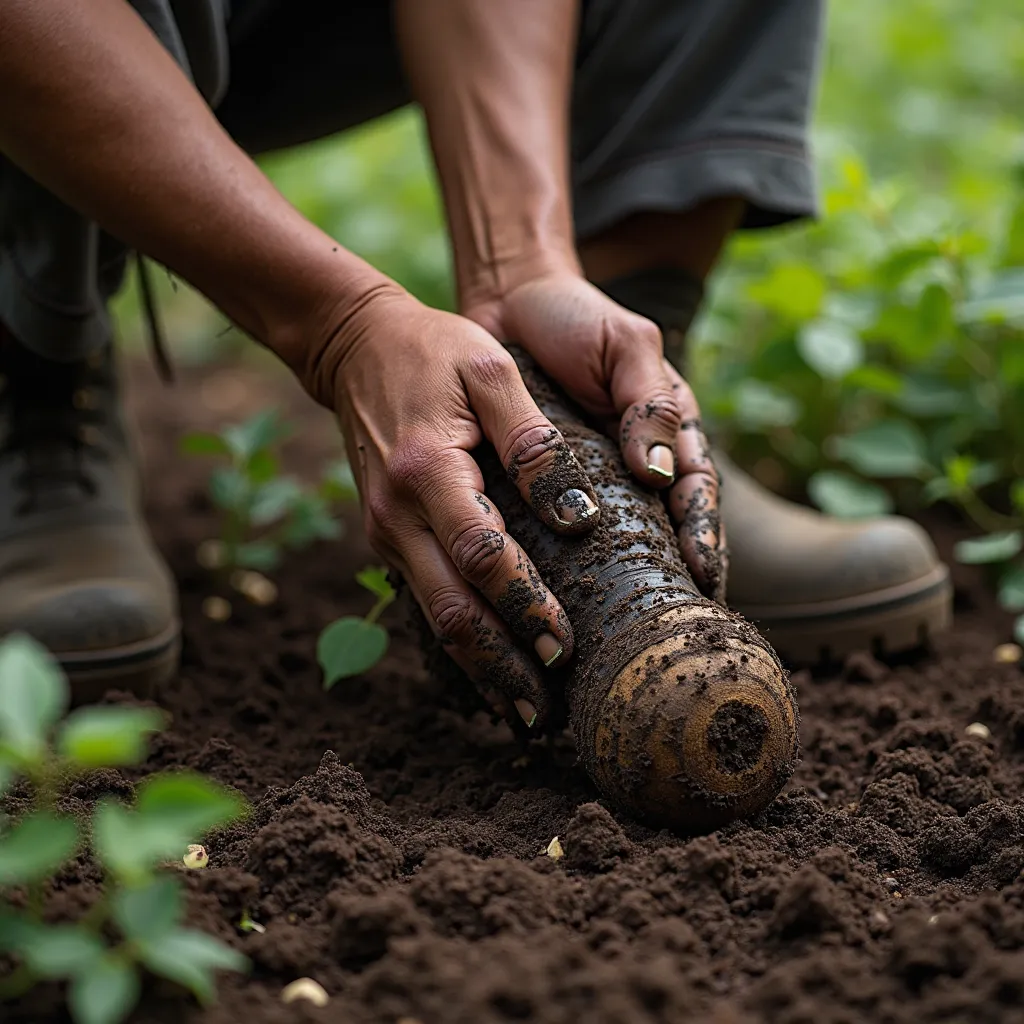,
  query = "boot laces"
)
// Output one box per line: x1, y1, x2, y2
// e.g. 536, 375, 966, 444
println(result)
0, 344, 114, 514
